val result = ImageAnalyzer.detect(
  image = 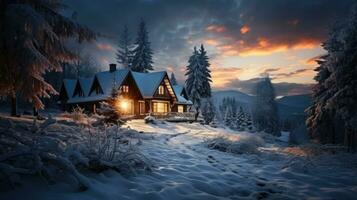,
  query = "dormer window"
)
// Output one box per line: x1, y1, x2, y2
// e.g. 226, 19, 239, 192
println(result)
121, 85, 129, 93
158, 85, 164, 95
